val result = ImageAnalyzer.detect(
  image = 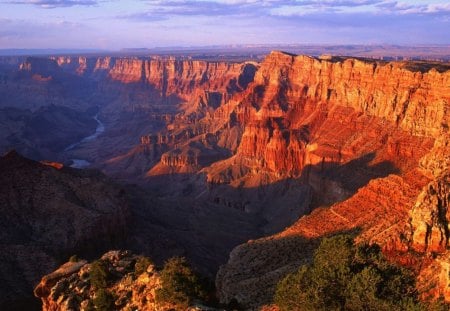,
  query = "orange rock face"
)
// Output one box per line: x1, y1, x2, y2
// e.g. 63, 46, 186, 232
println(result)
202, 52, 443, 200
417, 251, 450, 303
53, 55, 256, 99
410, 174, 450, 253
40, 160, 64, 169
213, 52, 450, 308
